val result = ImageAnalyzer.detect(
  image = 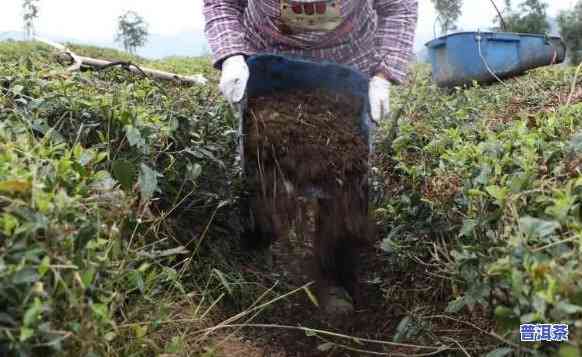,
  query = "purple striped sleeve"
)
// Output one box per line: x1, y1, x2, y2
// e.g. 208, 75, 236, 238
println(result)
203, 0, 252, 69
373, 0, 418, 83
